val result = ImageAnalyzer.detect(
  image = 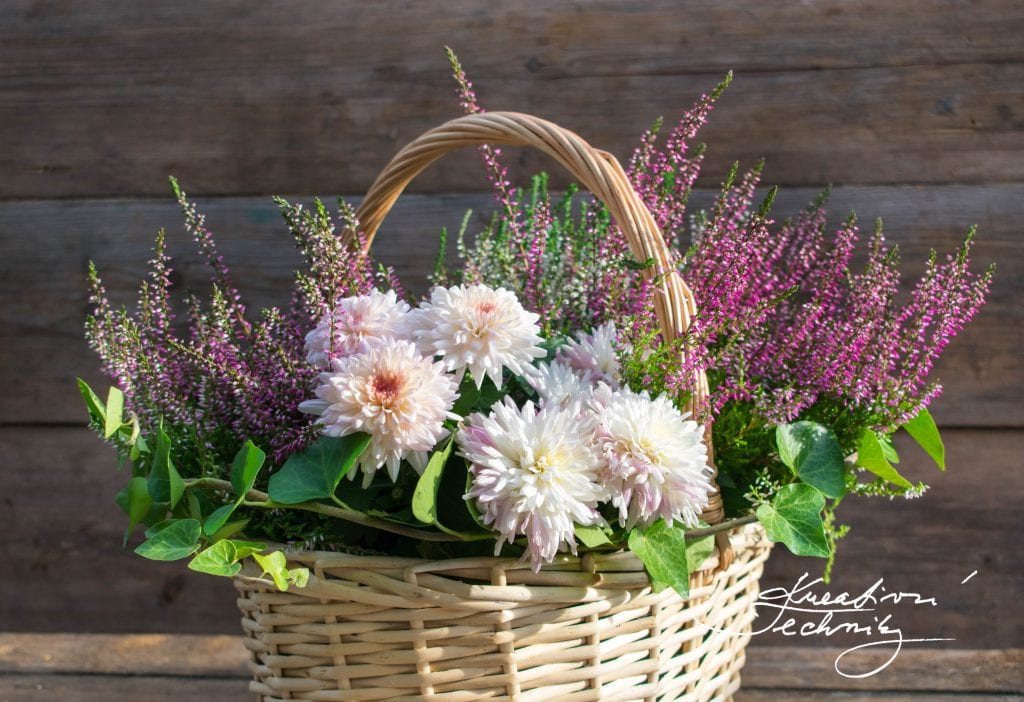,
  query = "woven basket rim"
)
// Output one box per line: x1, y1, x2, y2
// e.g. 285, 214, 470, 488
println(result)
237, 523, 766, 586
